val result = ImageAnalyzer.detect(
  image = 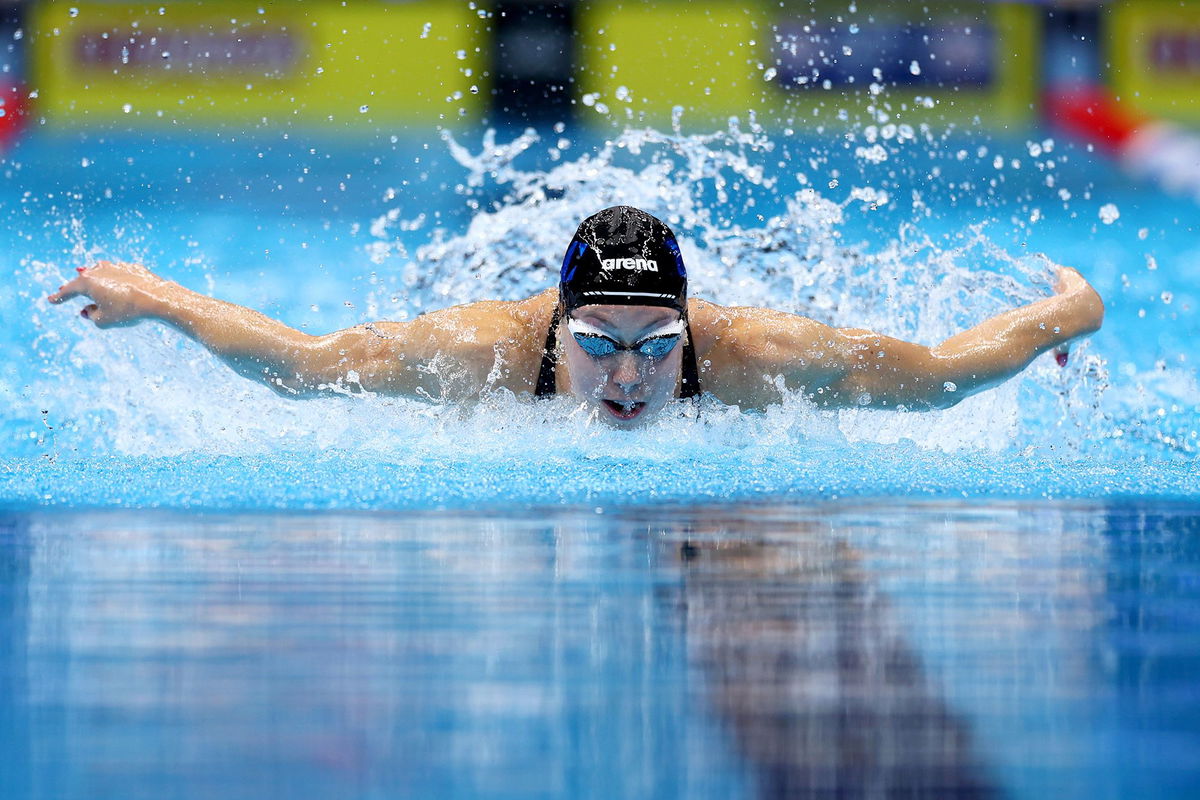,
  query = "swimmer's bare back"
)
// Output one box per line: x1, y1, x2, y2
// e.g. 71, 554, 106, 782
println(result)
48, 260, 1104, 410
